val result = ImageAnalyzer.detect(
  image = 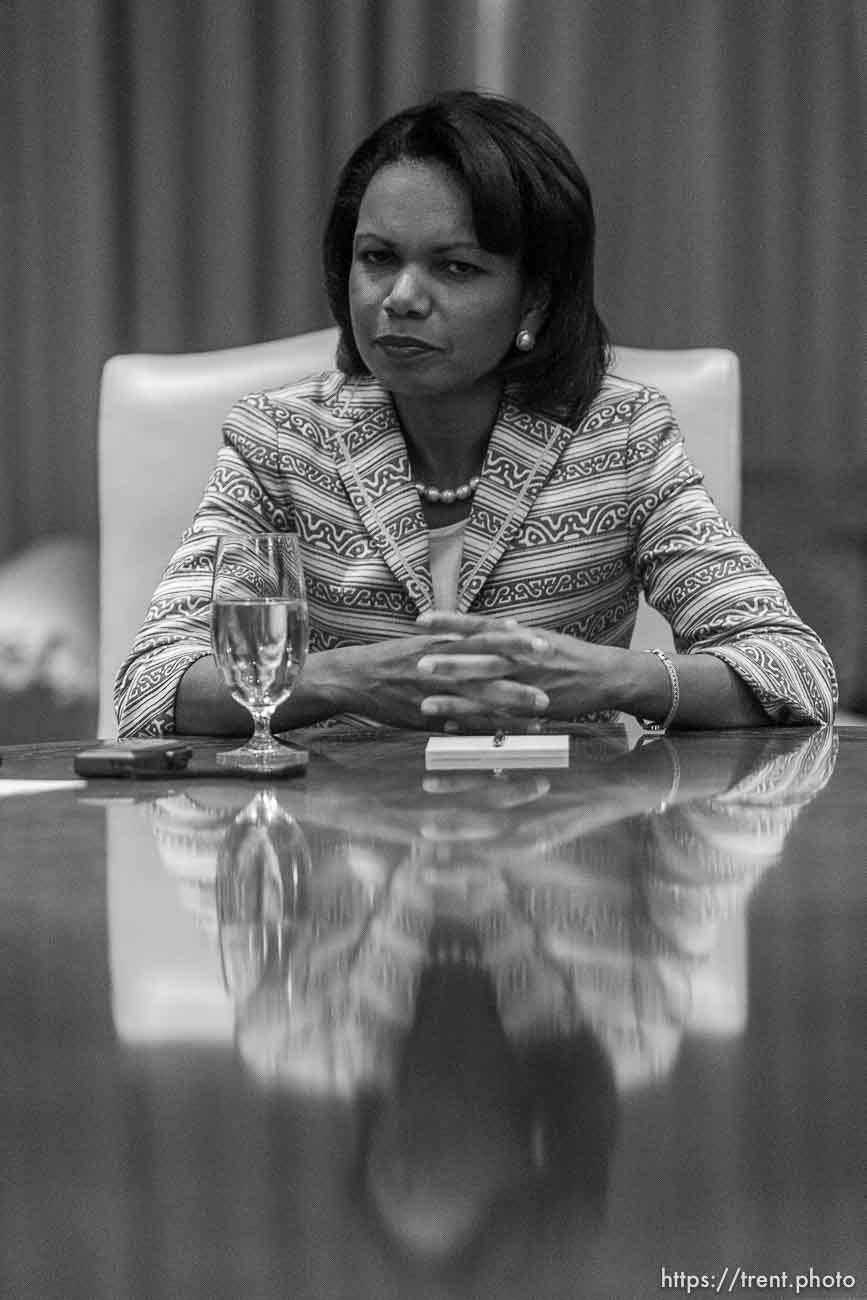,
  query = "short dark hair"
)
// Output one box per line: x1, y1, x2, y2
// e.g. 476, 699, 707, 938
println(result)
322, 89, 610, 424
